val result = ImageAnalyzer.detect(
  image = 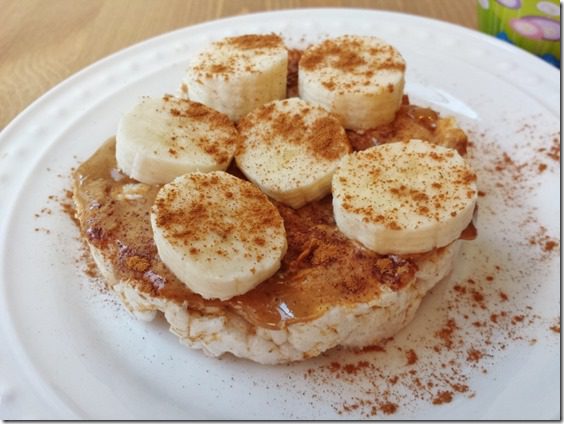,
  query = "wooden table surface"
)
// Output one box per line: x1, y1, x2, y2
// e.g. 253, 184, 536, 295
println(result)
1, 0, 478, 130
